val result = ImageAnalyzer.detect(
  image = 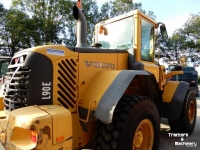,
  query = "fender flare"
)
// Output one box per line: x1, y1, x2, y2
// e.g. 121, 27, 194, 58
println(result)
78, 70, 152, 124
162, 81, 189, 120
